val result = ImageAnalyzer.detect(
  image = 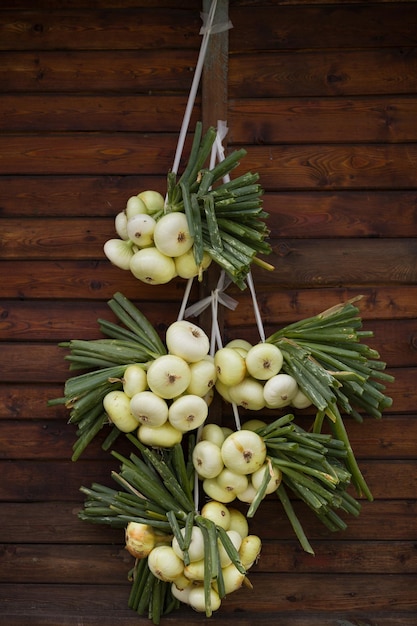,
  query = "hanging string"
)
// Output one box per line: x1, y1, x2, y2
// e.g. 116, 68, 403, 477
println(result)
246, 271, 266, 342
